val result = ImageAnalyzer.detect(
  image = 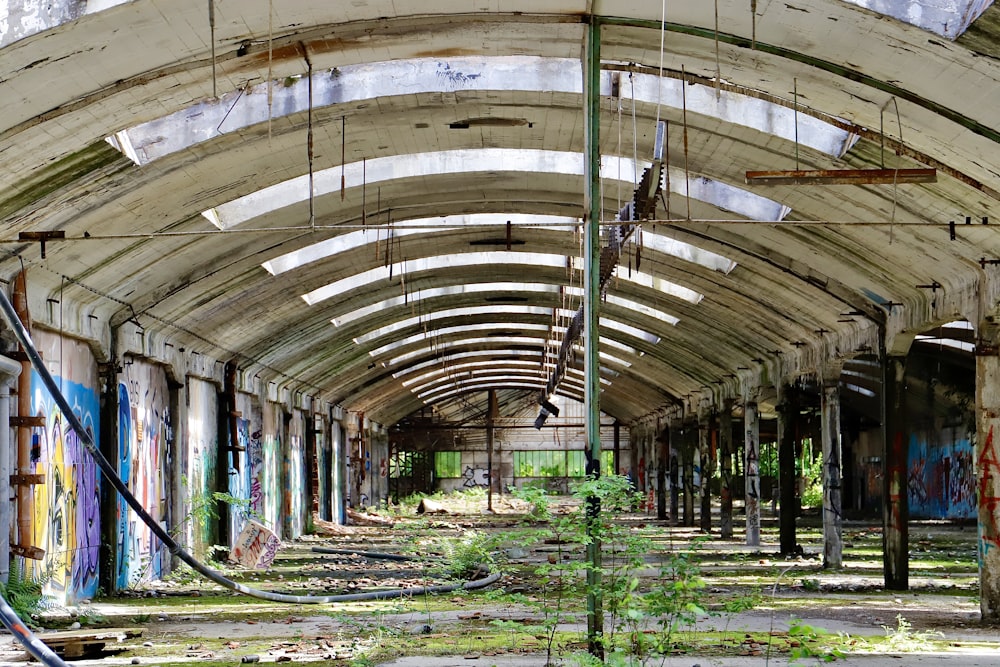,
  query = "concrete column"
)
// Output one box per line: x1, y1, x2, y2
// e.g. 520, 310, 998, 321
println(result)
778, 386, 799, 555
669, 427, 679, 526
682, 424, 695, 527
821, 379, 844, 568
882, 354, 908, 590
656, 426, 668, 520
744, 400, 761, 546
699, 415, 713, 533
976, 329, 1000, 620
719, 400, 734, 539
